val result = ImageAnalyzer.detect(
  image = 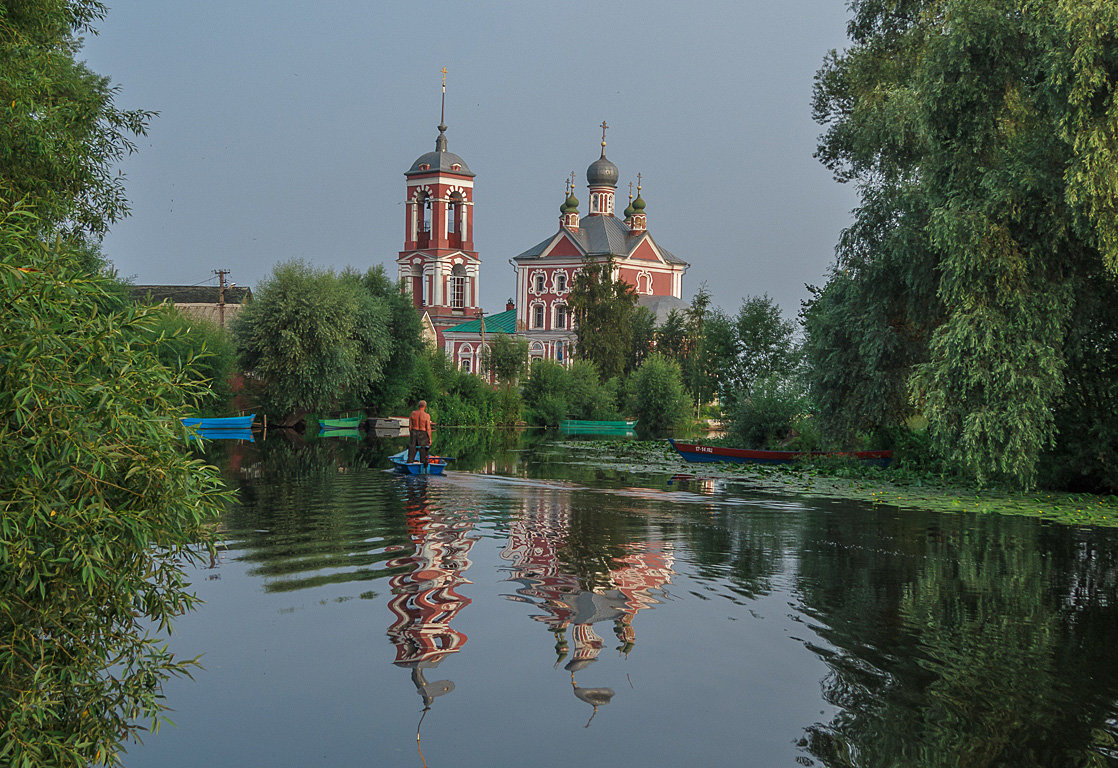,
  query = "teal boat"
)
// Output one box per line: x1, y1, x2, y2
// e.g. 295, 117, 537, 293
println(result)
319, 414, 365, 430
318, 428, 362, 440
182, 414, 255, 430
560, 419, 637, 435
